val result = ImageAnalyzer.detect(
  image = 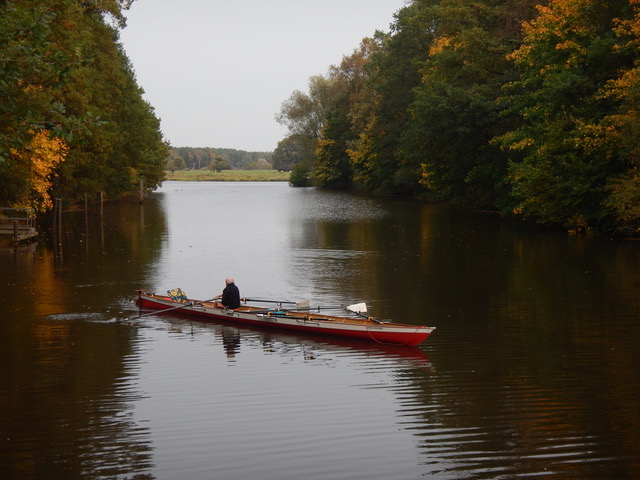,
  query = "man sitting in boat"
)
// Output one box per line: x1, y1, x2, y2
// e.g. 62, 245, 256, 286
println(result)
215, 277, 241, 309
